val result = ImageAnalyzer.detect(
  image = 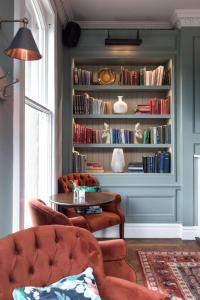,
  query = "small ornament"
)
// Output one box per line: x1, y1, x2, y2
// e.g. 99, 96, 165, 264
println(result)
134, 122, 143, 144
113, 96, 127, 114
111, 148, 125, 173
102, 122, 110, 144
